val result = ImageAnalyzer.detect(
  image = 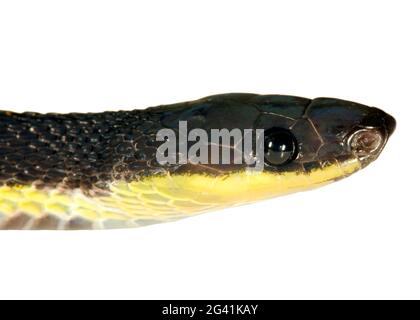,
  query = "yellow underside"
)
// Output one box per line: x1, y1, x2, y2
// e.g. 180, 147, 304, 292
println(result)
0, 157, 361, 230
